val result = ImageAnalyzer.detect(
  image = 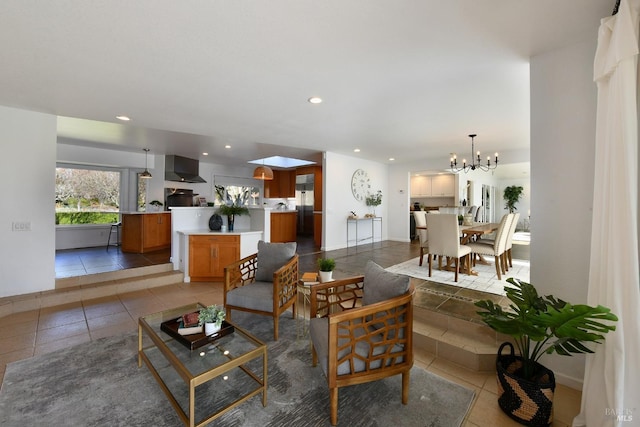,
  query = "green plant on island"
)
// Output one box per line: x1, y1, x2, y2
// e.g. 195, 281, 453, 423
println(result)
474, 278, 617, 381
198, 305, 226, 326
217, 204, 250, 217
317, 258, 336, 272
